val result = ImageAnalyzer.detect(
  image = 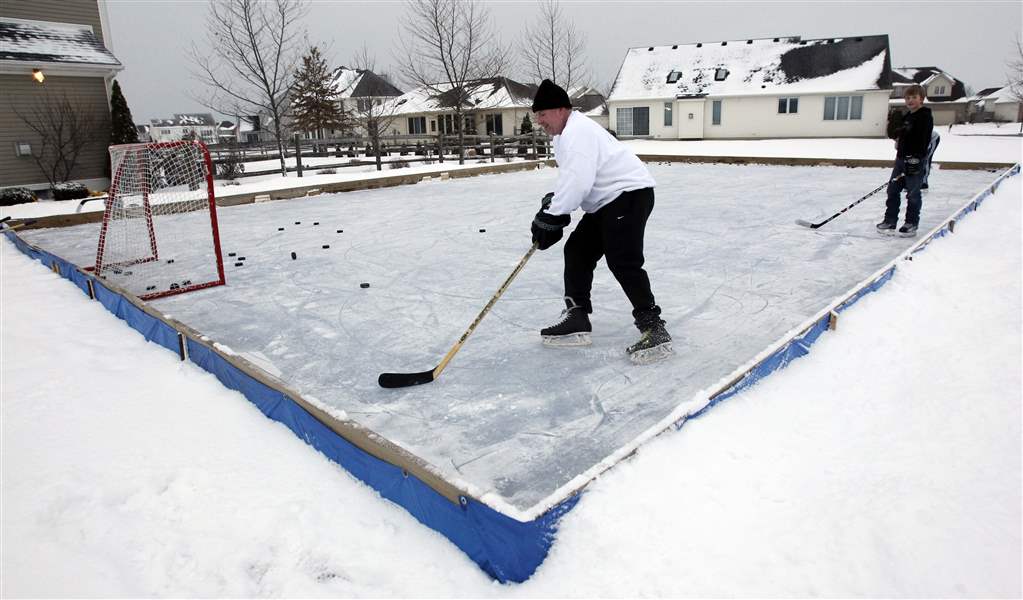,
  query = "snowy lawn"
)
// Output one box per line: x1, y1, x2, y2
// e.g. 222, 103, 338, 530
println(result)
1, 170, 1018, 596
